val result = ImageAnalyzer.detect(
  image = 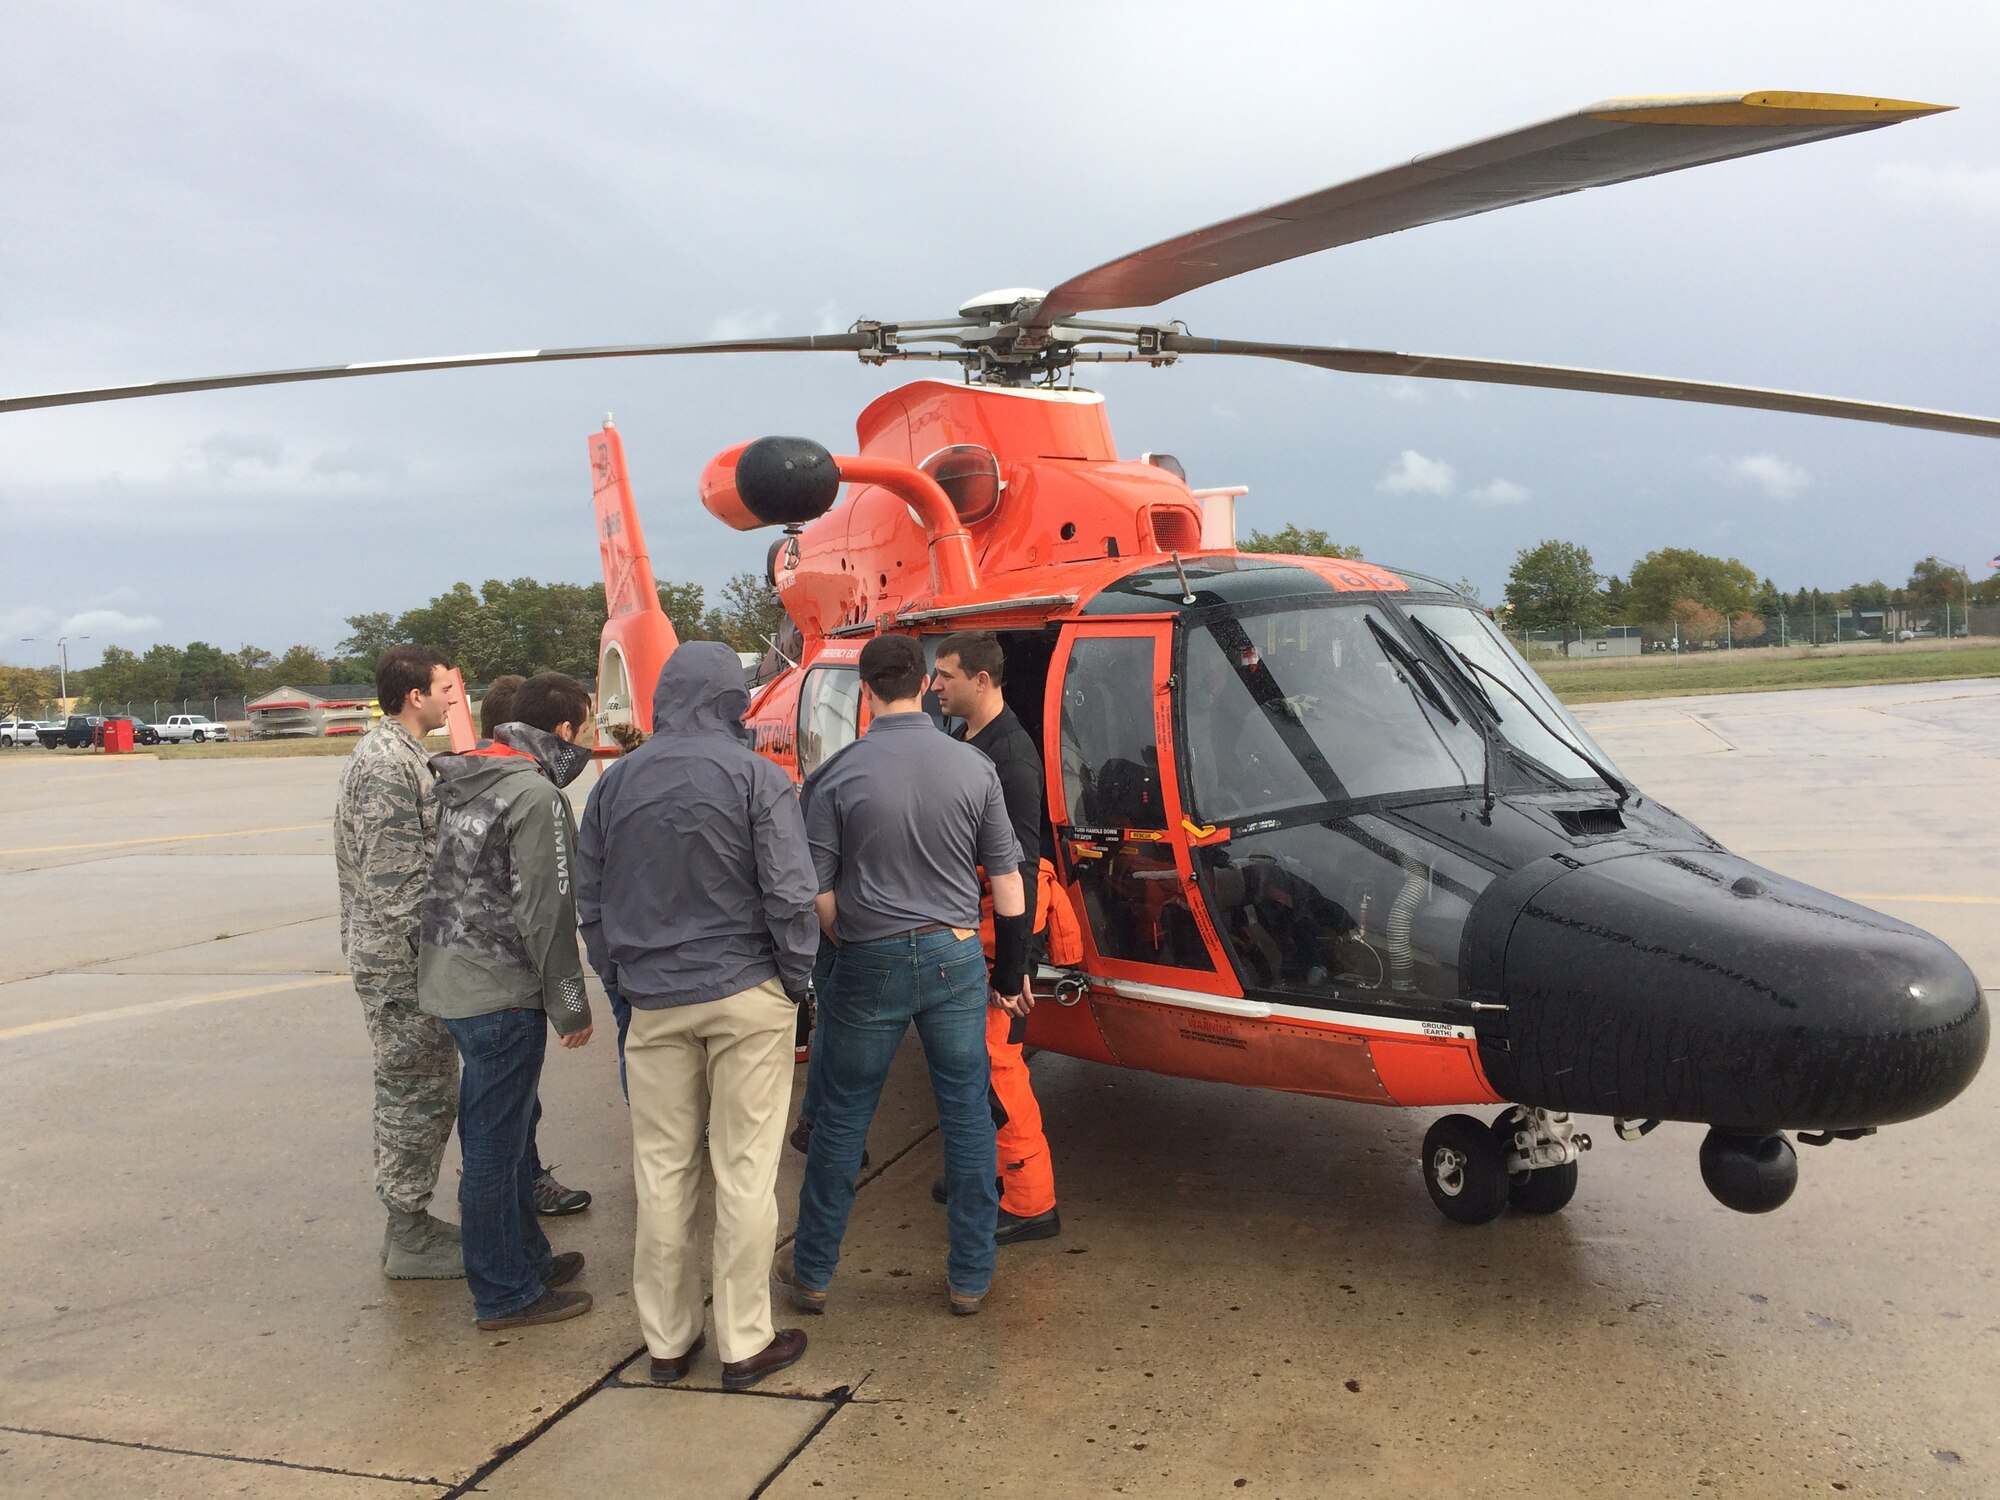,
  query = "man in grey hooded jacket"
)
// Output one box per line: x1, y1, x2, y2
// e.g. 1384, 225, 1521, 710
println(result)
577, 642, 819, 1391
420, 671, 597, 1331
